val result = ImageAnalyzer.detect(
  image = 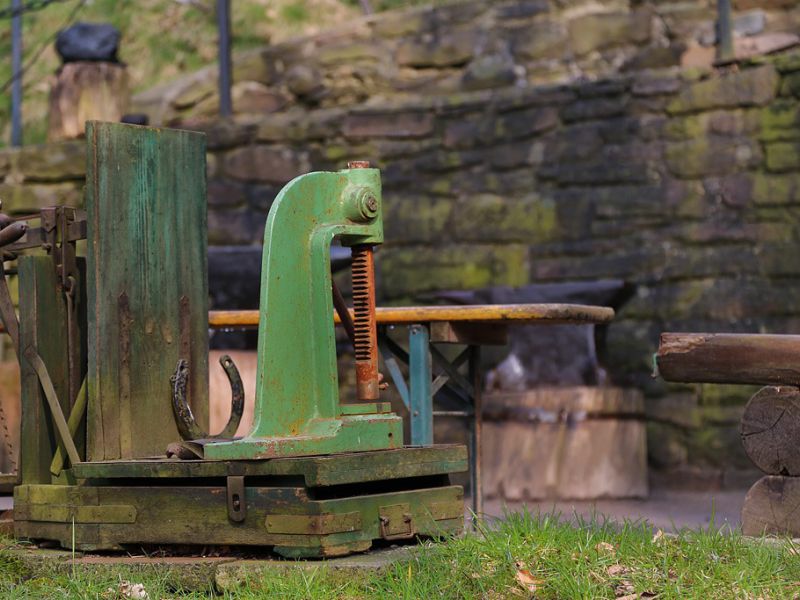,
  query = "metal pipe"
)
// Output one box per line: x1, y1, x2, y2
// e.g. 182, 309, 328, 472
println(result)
716, 0, 734, 64
11, 0, 23, 146
216, 0, 232, 116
